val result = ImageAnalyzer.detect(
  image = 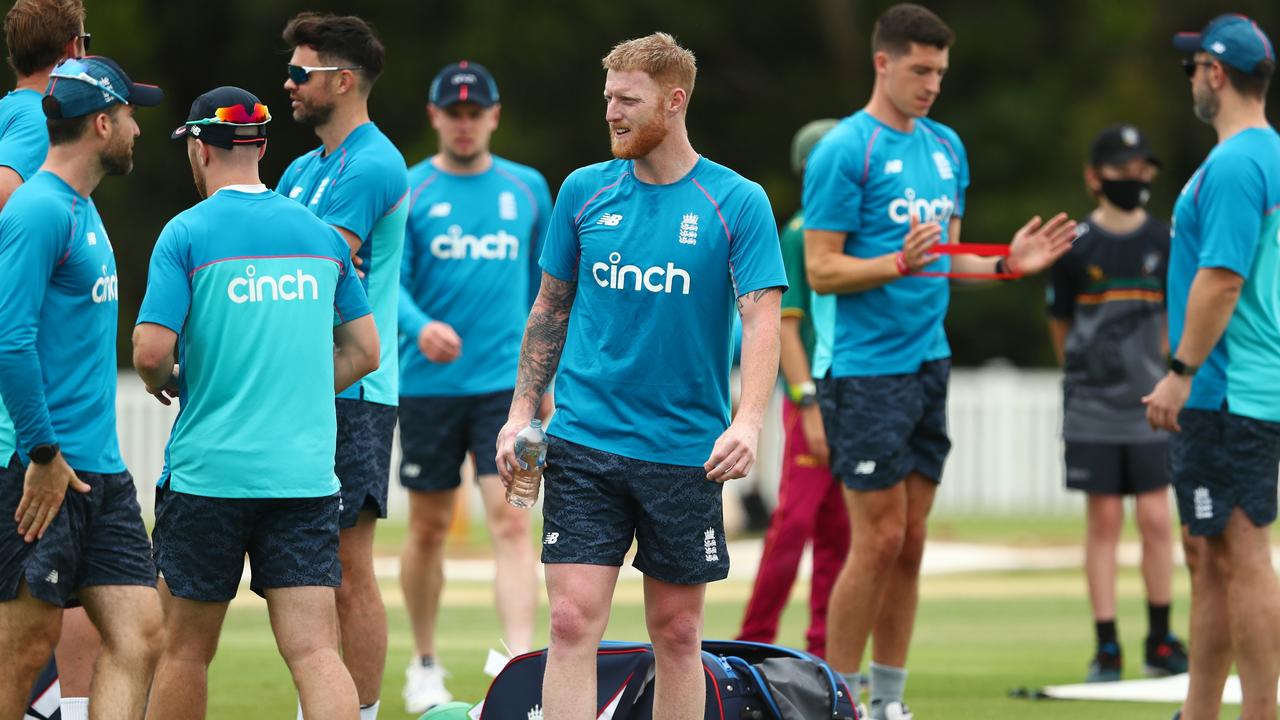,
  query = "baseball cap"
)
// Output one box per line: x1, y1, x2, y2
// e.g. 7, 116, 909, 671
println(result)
1089, 124, 1160, 168
170, 86, 270, 150
43, 56, 163, 119
1173, 14, 1274, 74
791, 118, 839, 176
429, 61, 499, 108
